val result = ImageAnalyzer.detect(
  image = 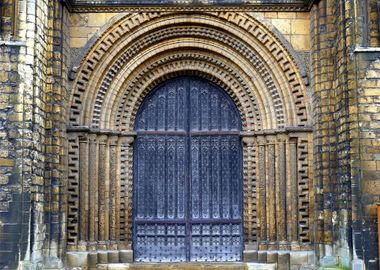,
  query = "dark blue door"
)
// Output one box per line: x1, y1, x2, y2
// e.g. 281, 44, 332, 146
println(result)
133, 76, 243, 262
